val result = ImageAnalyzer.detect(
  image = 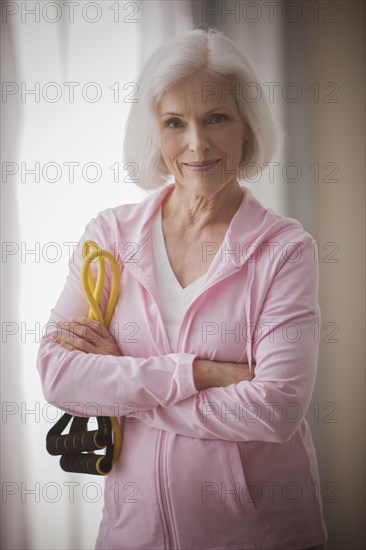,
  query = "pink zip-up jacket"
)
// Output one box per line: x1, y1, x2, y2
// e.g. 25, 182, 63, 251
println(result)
37, 182, 328, 550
